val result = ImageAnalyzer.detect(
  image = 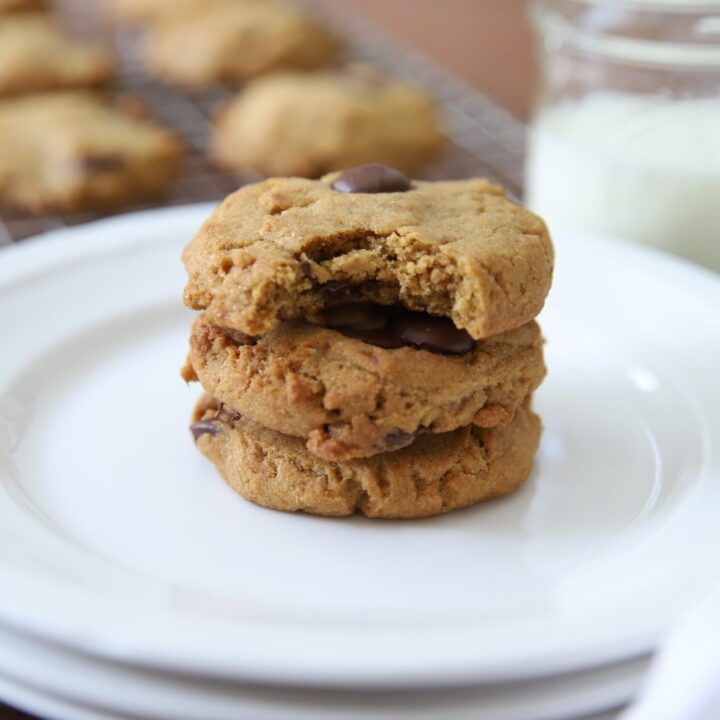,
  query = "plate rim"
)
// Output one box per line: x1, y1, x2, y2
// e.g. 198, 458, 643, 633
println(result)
1, 204, 719, 688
